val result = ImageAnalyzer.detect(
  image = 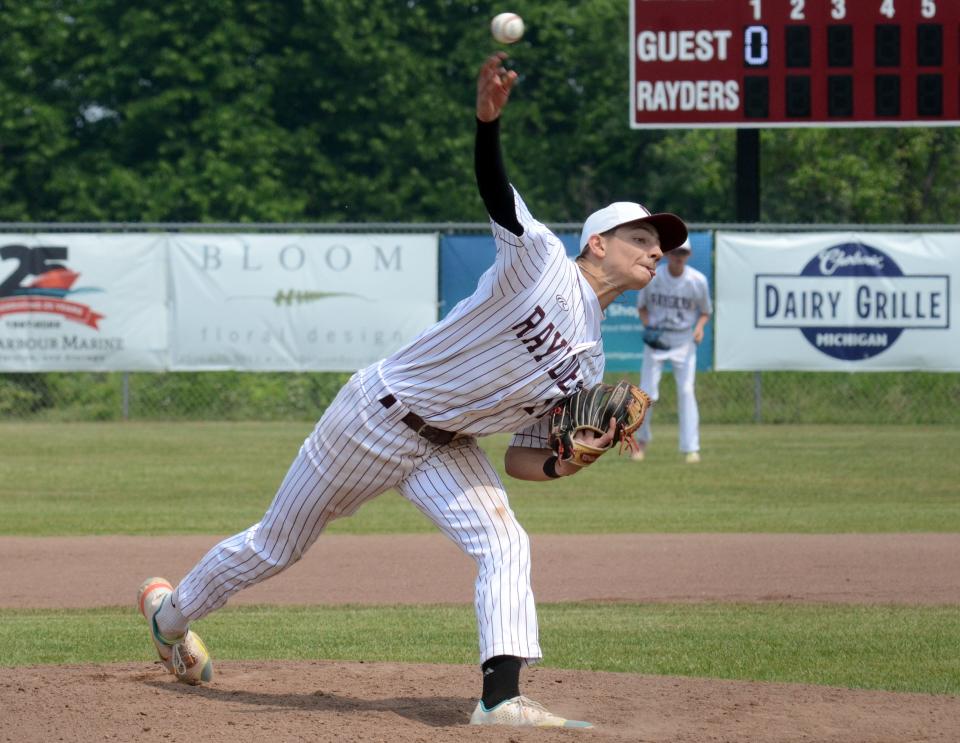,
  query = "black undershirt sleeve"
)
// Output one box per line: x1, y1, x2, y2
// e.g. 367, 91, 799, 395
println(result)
474, 118, 524, 237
